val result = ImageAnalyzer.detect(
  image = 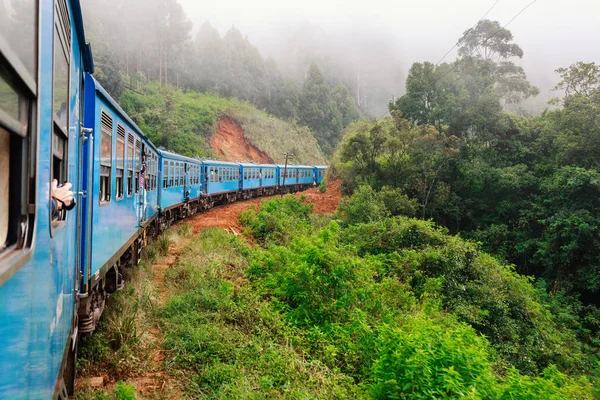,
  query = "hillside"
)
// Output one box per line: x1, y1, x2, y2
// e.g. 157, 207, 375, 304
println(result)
119, 83, 327, 165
